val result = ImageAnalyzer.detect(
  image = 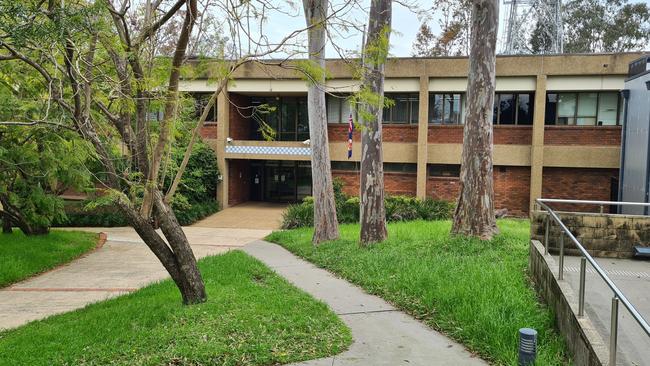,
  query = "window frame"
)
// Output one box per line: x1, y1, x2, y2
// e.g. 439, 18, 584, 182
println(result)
428, 92, 464, 125
383, 93, 419, 125
493, 92, 534, 126
193, 93, 218, 123
545, 91, 622, 126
